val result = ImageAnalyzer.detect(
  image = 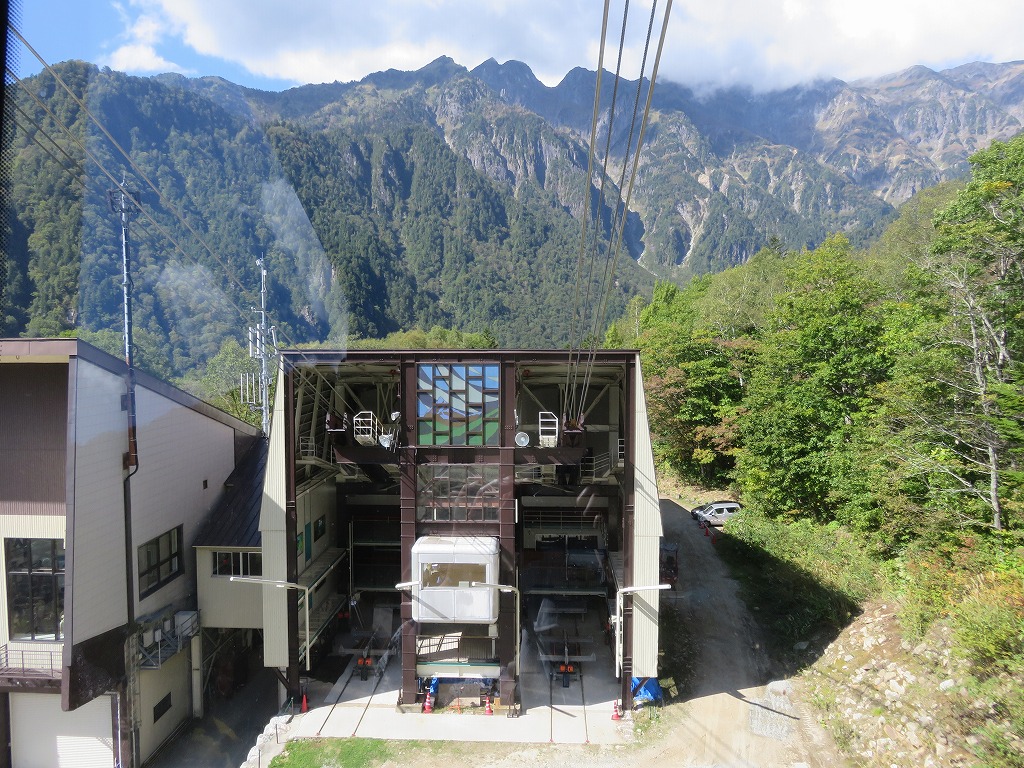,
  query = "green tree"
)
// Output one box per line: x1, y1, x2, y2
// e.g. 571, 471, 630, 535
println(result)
736, 235, 891, 523
176, 338, 260, 425
894, 135, 1024, 531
